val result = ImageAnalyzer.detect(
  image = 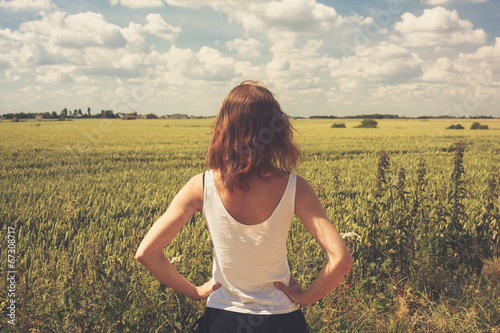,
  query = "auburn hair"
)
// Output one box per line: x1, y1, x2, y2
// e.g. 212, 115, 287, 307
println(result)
206, 80, 302, 191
